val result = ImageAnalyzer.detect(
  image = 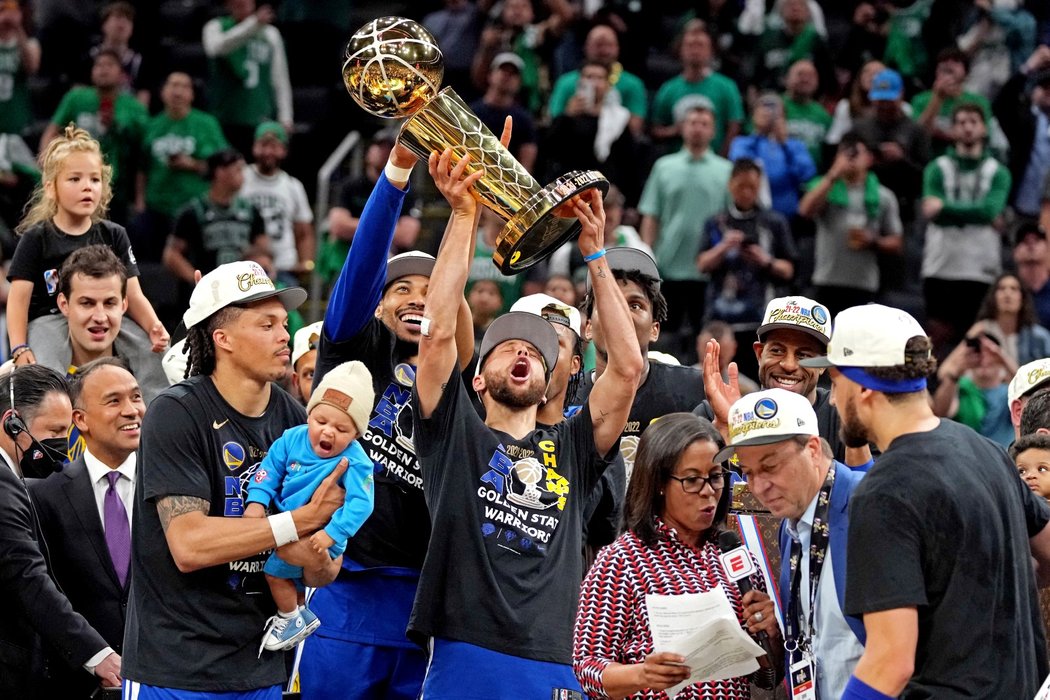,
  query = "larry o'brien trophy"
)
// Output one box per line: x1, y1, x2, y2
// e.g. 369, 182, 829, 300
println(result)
343, 16, 608, 274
